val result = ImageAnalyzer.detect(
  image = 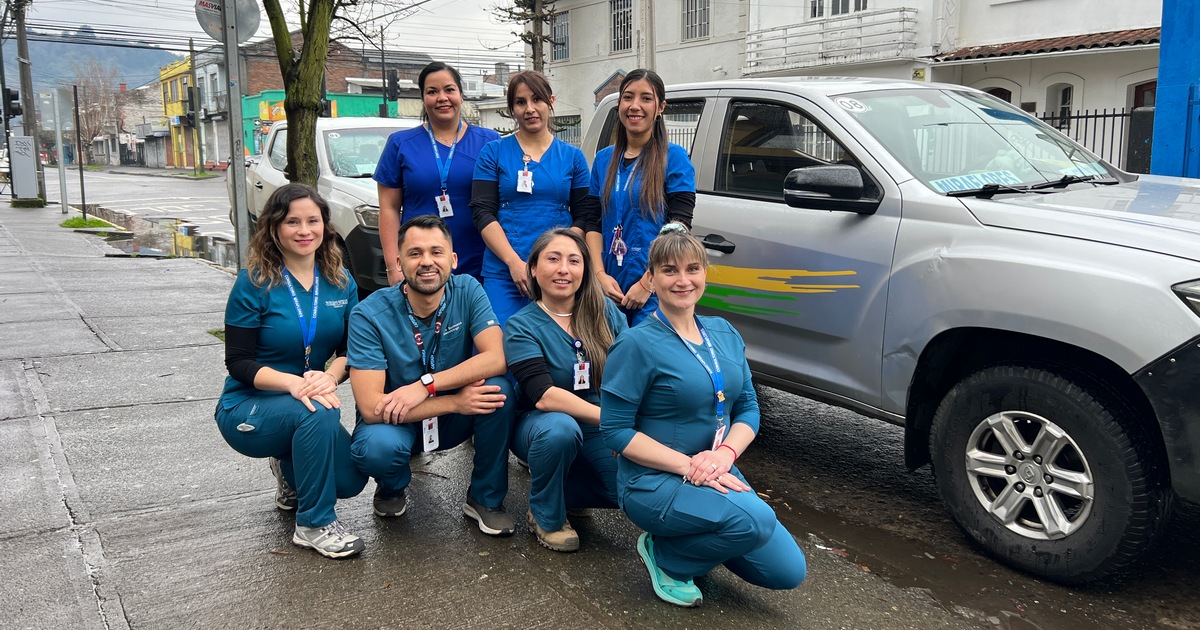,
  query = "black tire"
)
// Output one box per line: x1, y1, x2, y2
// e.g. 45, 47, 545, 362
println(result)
334, 236, 373, 302
929, 365, 1171, 584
